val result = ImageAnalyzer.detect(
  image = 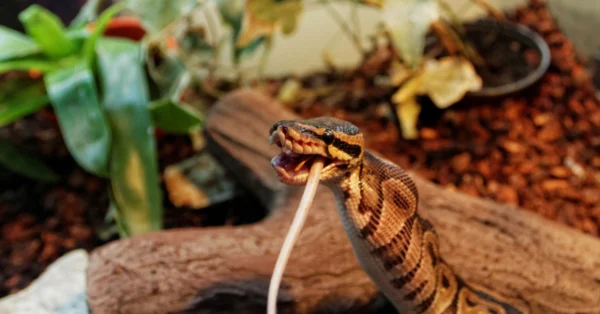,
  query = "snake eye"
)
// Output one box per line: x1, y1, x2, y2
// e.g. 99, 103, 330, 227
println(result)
322, 129, 334, 144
